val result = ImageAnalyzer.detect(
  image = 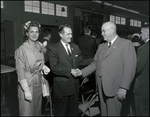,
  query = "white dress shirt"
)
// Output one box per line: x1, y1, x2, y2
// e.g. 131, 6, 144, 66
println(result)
108, 35, 118, 46
61, 40, 72, 55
